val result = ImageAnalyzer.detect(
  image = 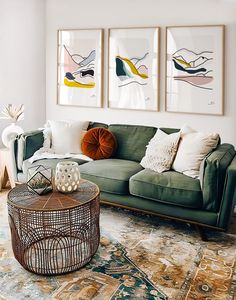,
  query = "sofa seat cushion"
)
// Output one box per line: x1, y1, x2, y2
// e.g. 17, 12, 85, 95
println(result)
80, 159, 143, 195
129, 169, 203, 209
22, 158, 88, 179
